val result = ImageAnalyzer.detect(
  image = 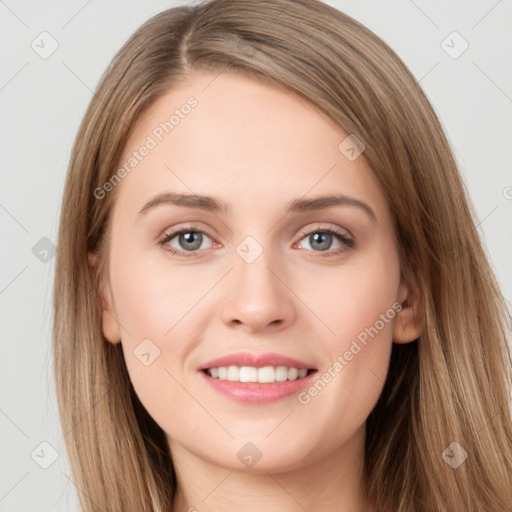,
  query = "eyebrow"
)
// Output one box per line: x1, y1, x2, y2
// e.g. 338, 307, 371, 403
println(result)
137, 192, 377, 222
